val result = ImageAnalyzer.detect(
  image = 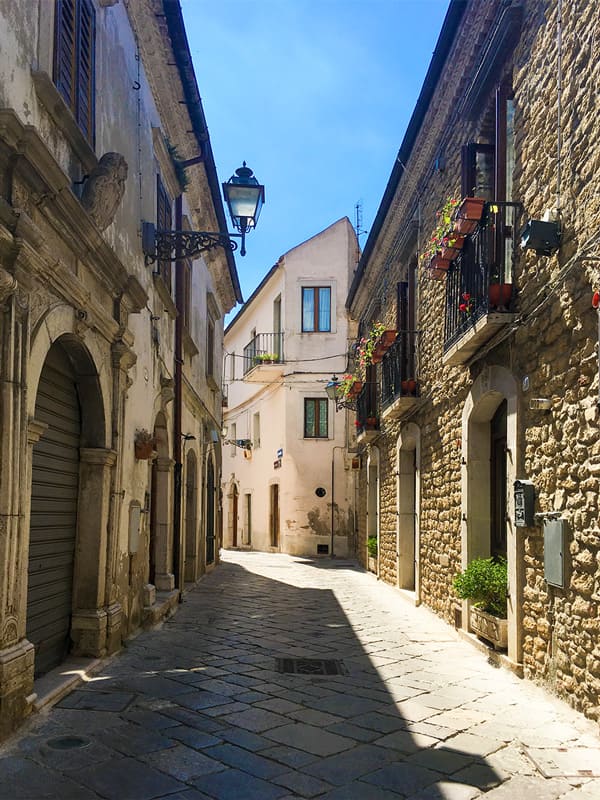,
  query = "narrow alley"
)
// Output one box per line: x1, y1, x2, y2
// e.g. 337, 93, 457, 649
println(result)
1, 552, 599, 800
